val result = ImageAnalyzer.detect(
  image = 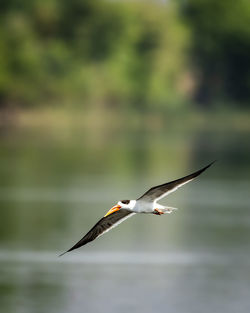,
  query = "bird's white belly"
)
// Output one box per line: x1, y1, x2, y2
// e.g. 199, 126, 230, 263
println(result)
133, 201, 155, 213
